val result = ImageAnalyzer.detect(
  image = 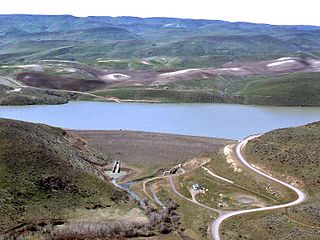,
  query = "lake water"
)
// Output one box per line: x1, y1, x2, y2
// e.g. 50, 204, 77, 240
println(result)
0, 101, 319, 139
